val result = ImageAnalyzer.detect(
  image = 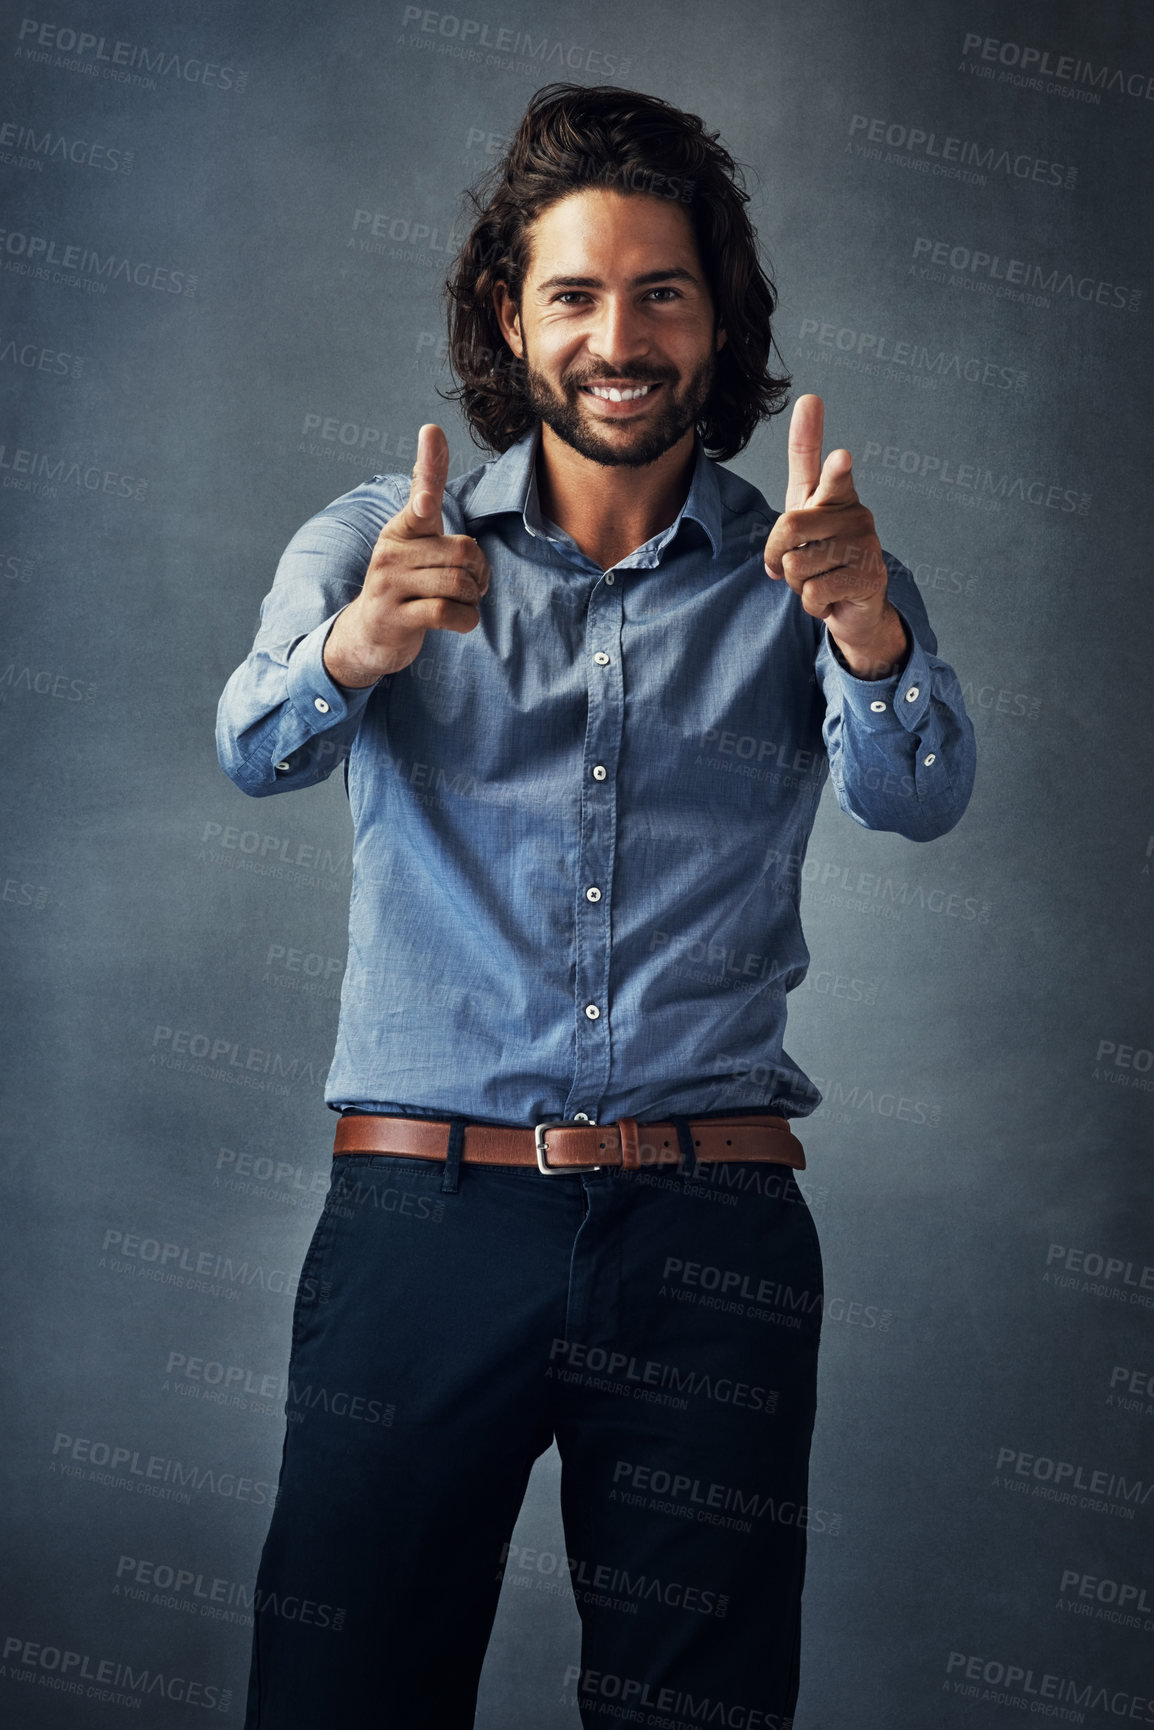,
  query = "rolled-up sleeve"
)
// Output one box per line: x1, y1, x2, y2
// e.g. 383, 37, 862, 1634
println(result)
216, 511, 385, 797
815, 551, 976, 841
